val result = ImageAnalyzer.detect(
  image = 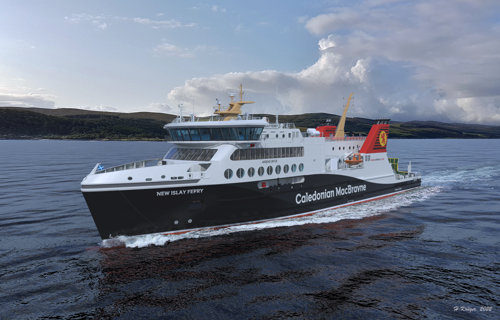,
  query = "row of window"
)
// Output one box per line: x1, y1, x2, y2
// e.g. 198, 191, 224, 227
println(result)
167, 127, 264, 141
164, 148, 217, 161
332, 146, 359, 151
224, 163, 305, 179
230, 147, 304, 161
